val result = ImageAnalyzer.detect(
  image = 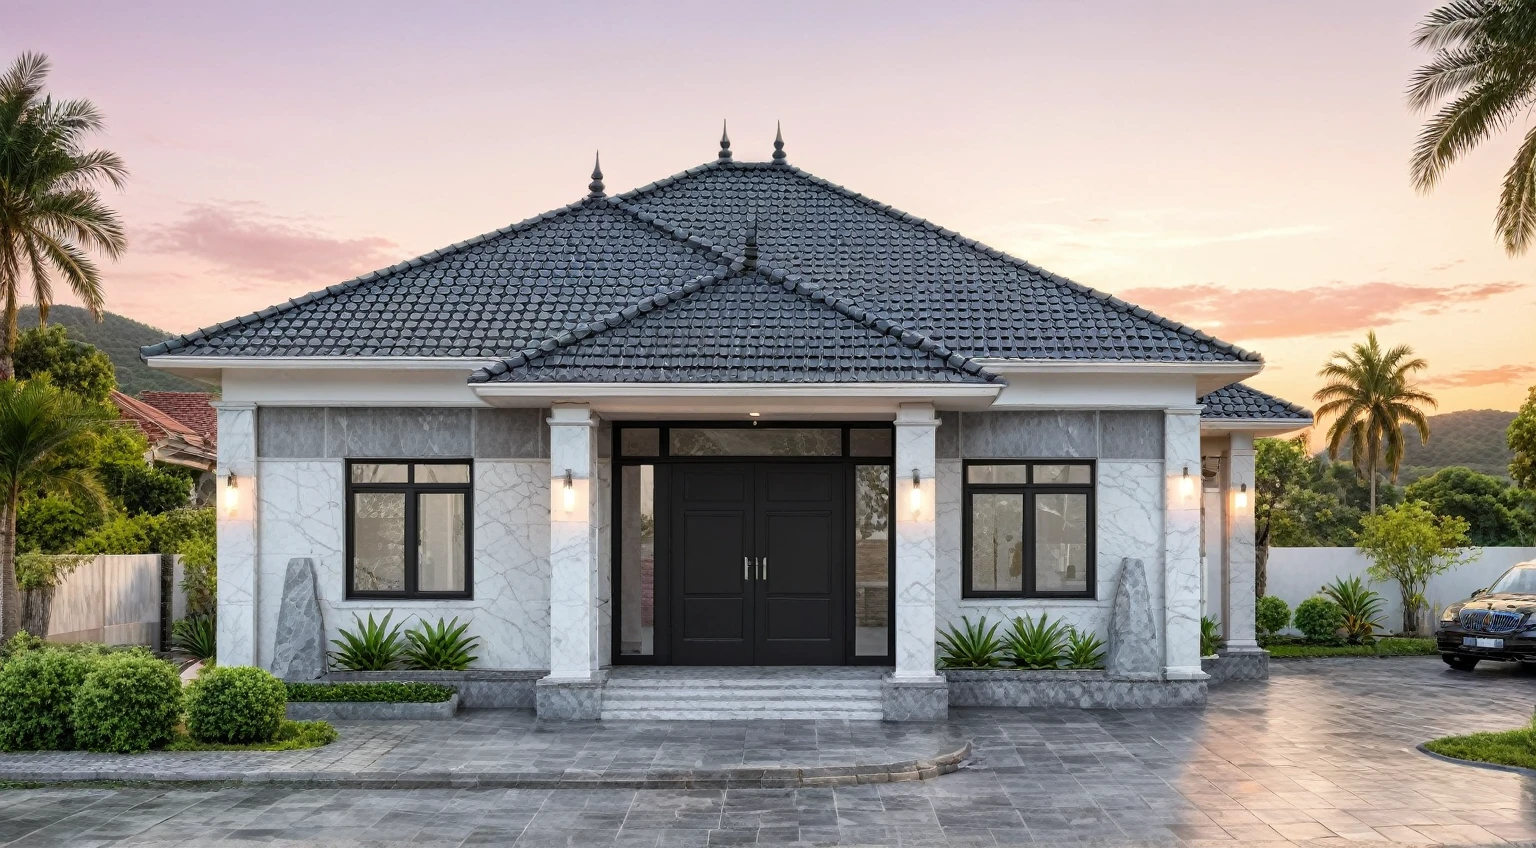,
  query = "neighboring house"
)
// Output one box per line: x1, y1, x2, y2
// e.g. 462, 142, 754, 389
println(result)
111, 390, 218, 505
142, 133, 1311, 719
